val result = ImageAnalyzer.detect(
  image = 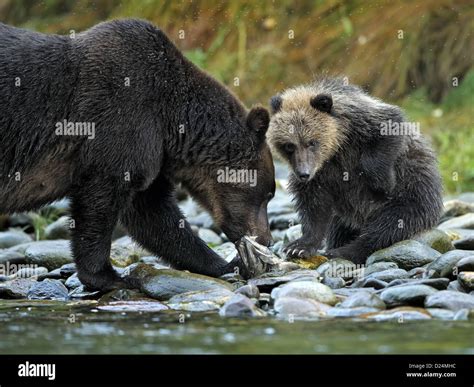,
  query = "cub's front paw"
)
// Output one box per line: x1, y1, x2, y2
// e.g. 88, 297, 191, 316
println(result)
325, 247, 368, 264
283, 238, 320, 259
